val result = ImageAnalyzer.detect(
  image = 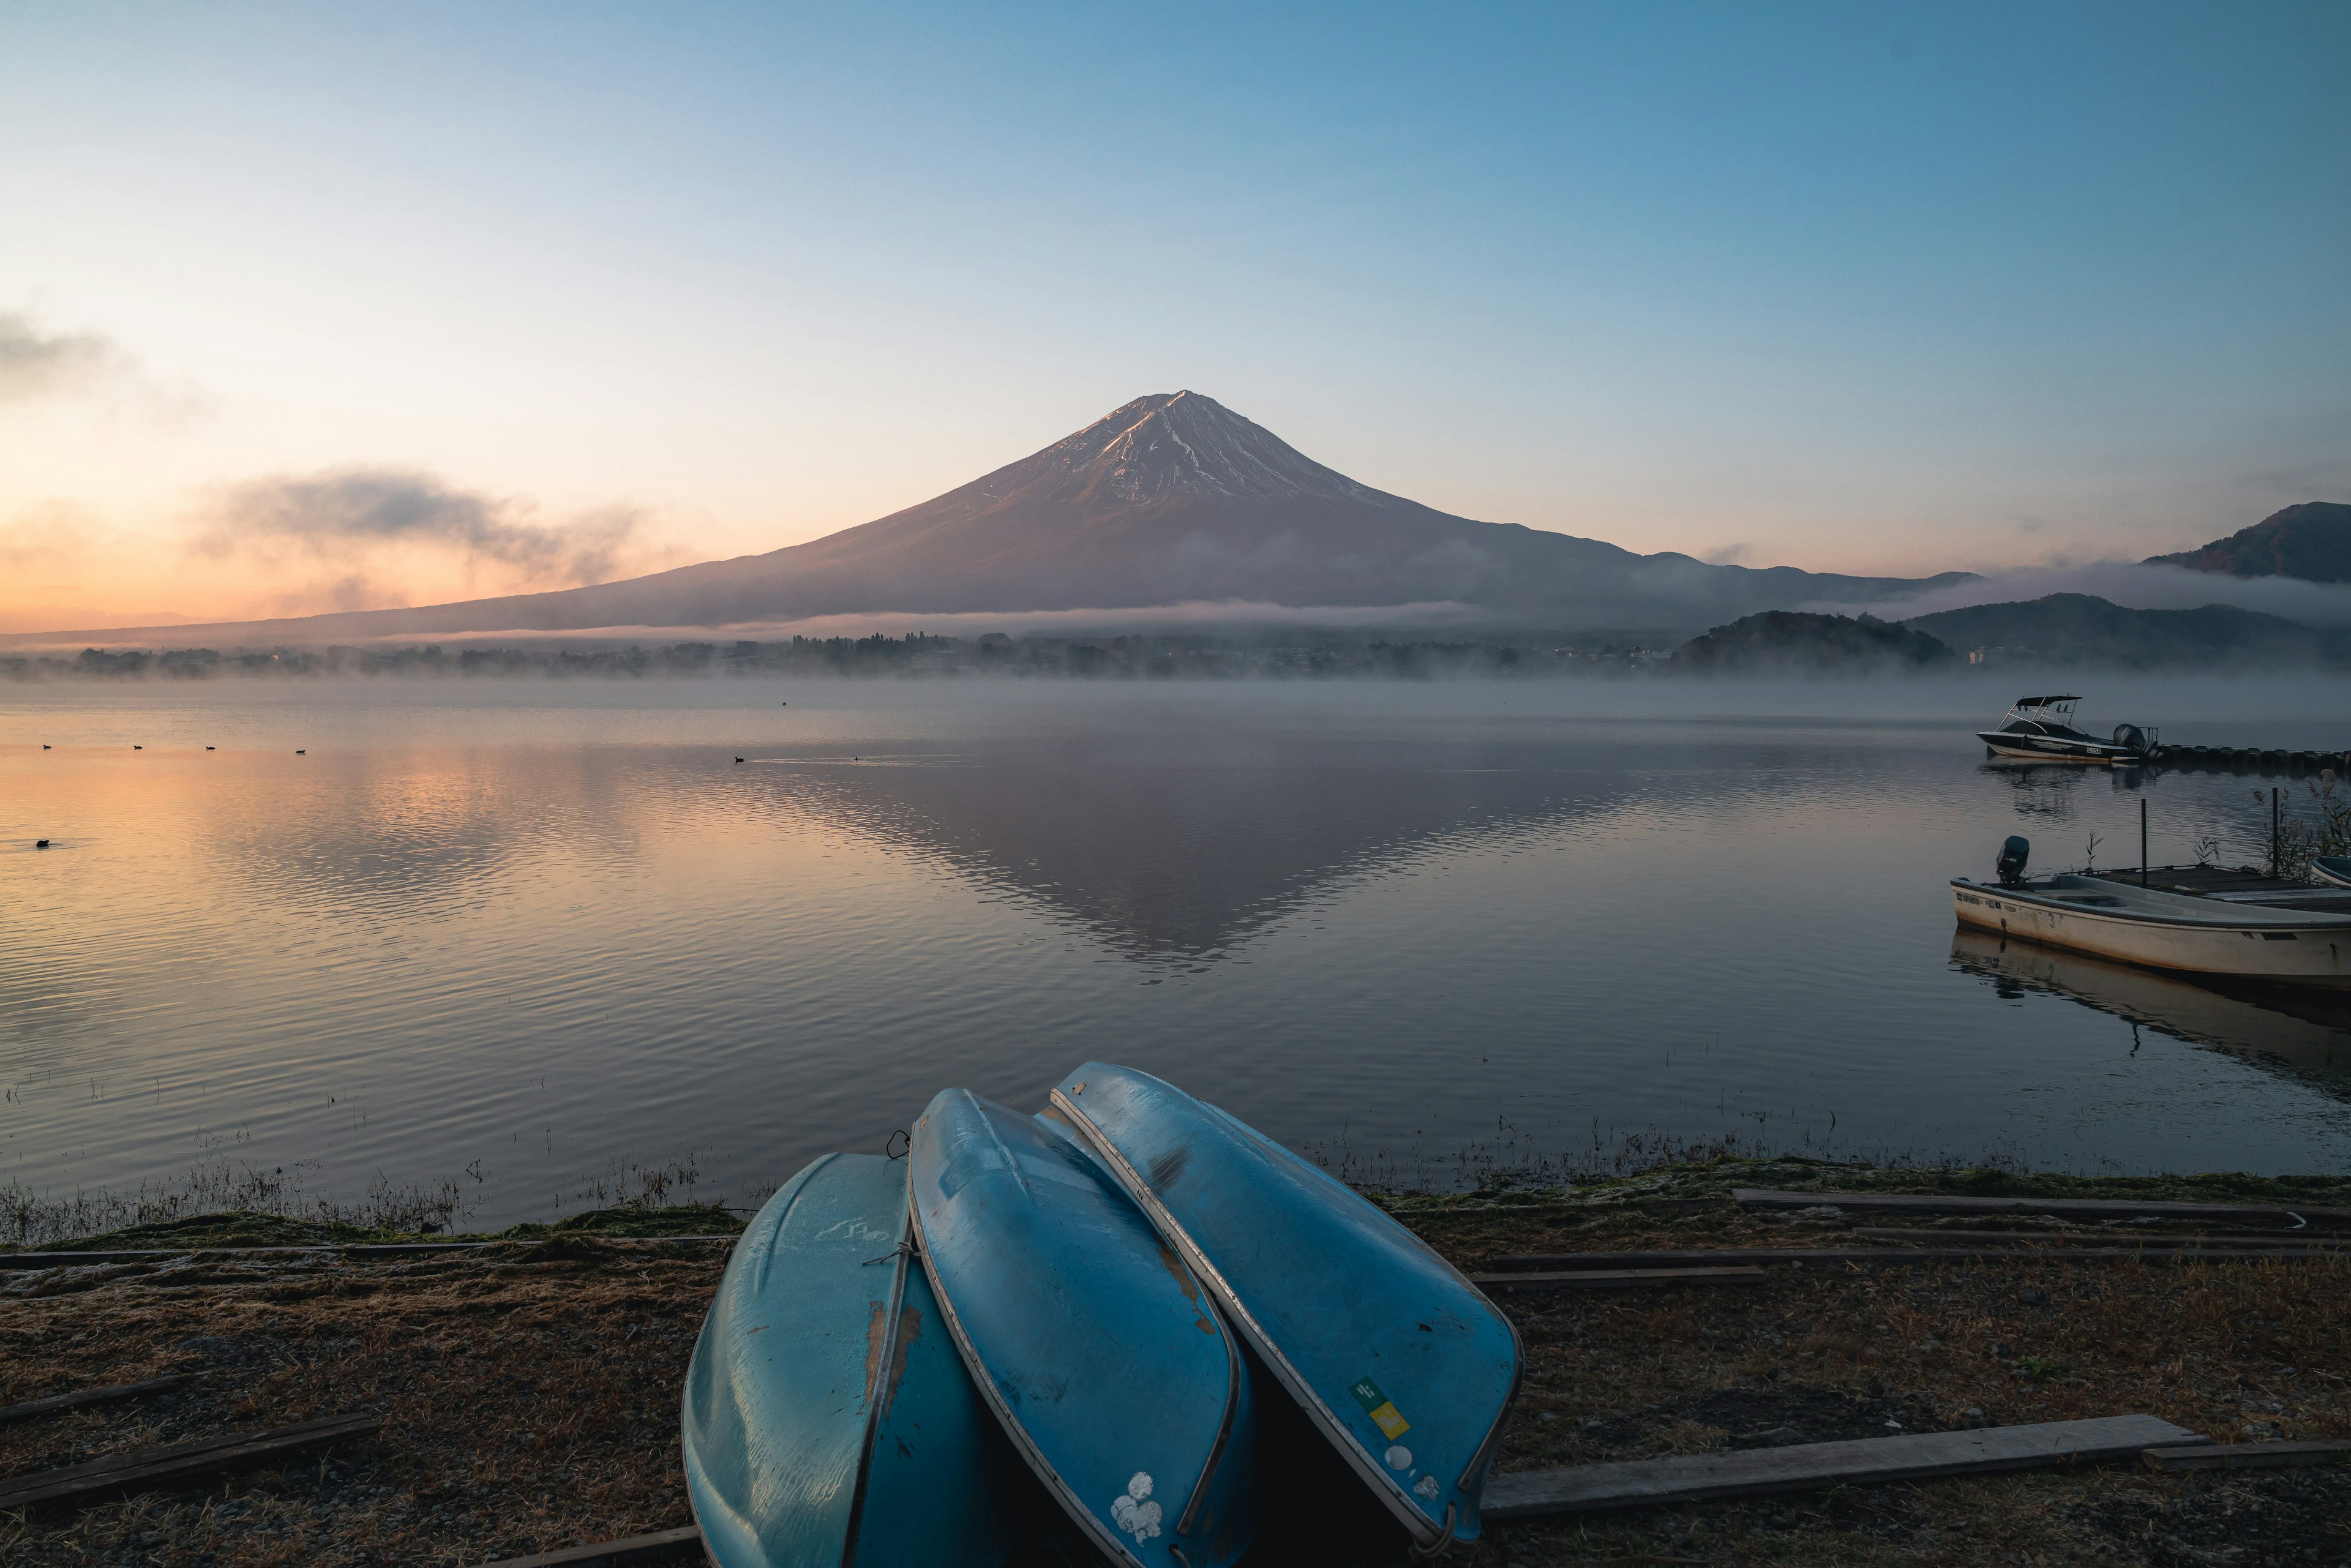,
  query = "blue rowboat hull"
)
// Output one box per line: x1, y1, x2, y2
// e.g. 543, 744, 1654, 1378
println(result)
910, 1089, 1256, 1568
1047, 1064, 1521, 1546
2315, 856, 2351, 890
681, 1152, 1021, 1568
